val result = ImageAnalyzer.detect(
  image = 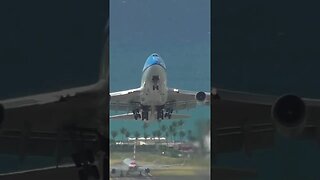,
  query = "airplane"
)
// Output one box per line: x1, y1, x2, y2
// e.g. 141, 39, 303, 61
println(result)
110, 53, 210, 122
0, 19, 109, 180
110, 157, 151, 177
110, 143, 151, 177
211, 88, 320, 156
